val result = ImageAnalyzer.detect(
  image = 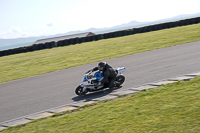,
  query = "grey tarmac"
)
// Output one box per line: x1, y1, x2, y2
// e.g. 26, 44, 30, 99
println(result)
0, 41, 200, 124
